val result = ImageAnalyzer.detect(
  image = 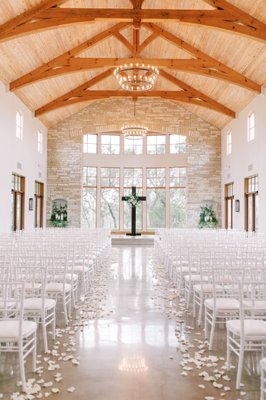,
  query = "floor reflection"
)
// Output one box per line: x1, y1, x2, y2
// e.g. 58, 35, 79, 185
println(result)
79, 246, 177, 351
